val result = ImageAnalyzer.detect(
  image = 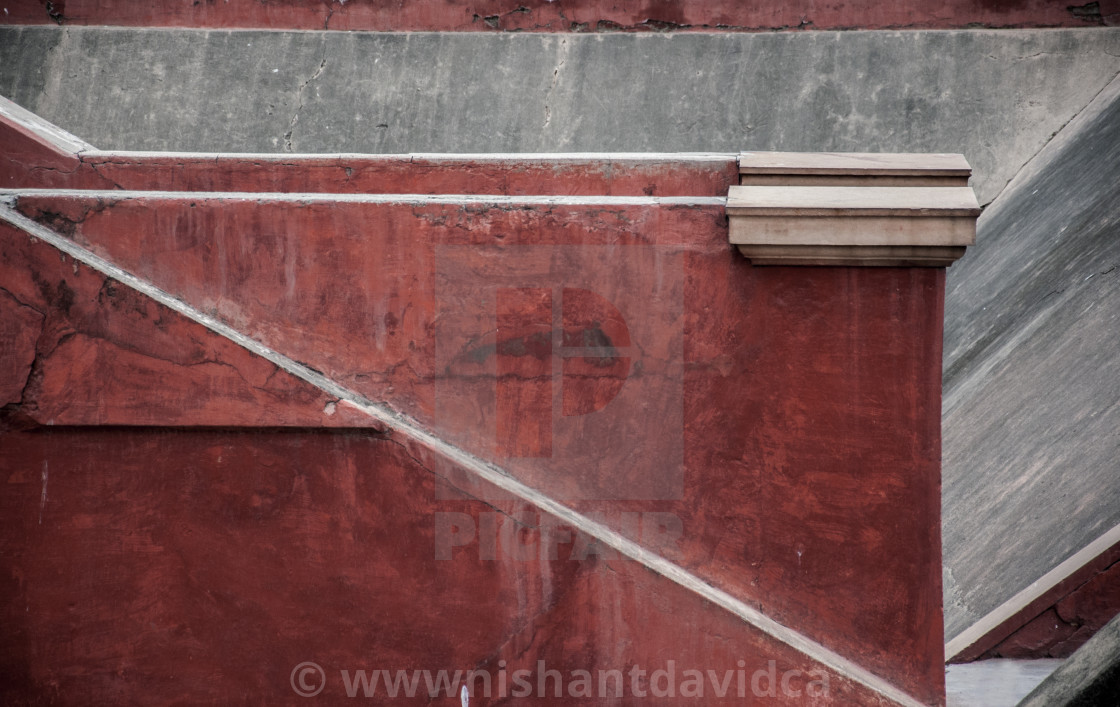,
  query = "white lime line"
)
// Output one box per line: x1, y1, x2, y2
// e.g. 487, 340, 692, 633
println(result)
1, 189, 725, 207
83, 150, 738, 162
